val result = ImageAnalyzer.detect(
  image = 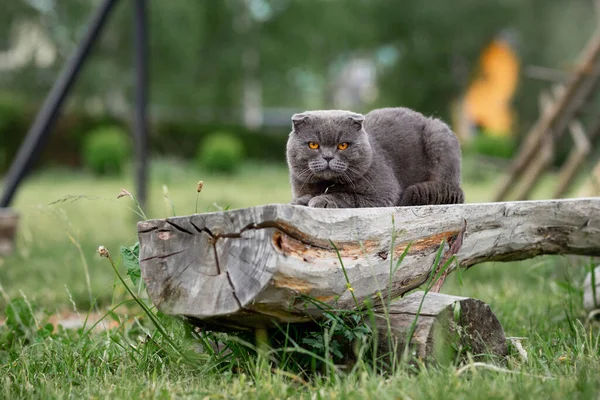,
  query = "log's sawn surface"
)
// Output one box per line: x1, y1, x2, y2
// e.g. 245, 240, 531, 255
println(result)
374, 291, 507, 362
138, 198, 600, 329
